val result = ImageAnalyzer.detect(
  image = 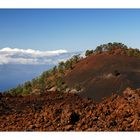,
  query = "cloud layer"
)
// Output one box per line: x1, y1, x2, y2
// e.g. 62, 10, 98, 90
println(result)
0, 47, 78, 65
